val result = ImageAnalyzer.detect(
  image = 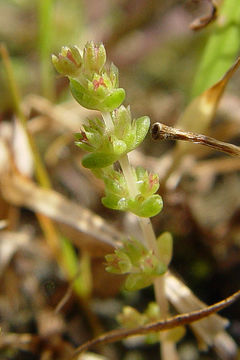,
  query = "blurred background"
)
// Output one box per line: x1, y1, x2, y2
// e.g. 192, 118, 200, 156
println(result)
0, 0, 240, 359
